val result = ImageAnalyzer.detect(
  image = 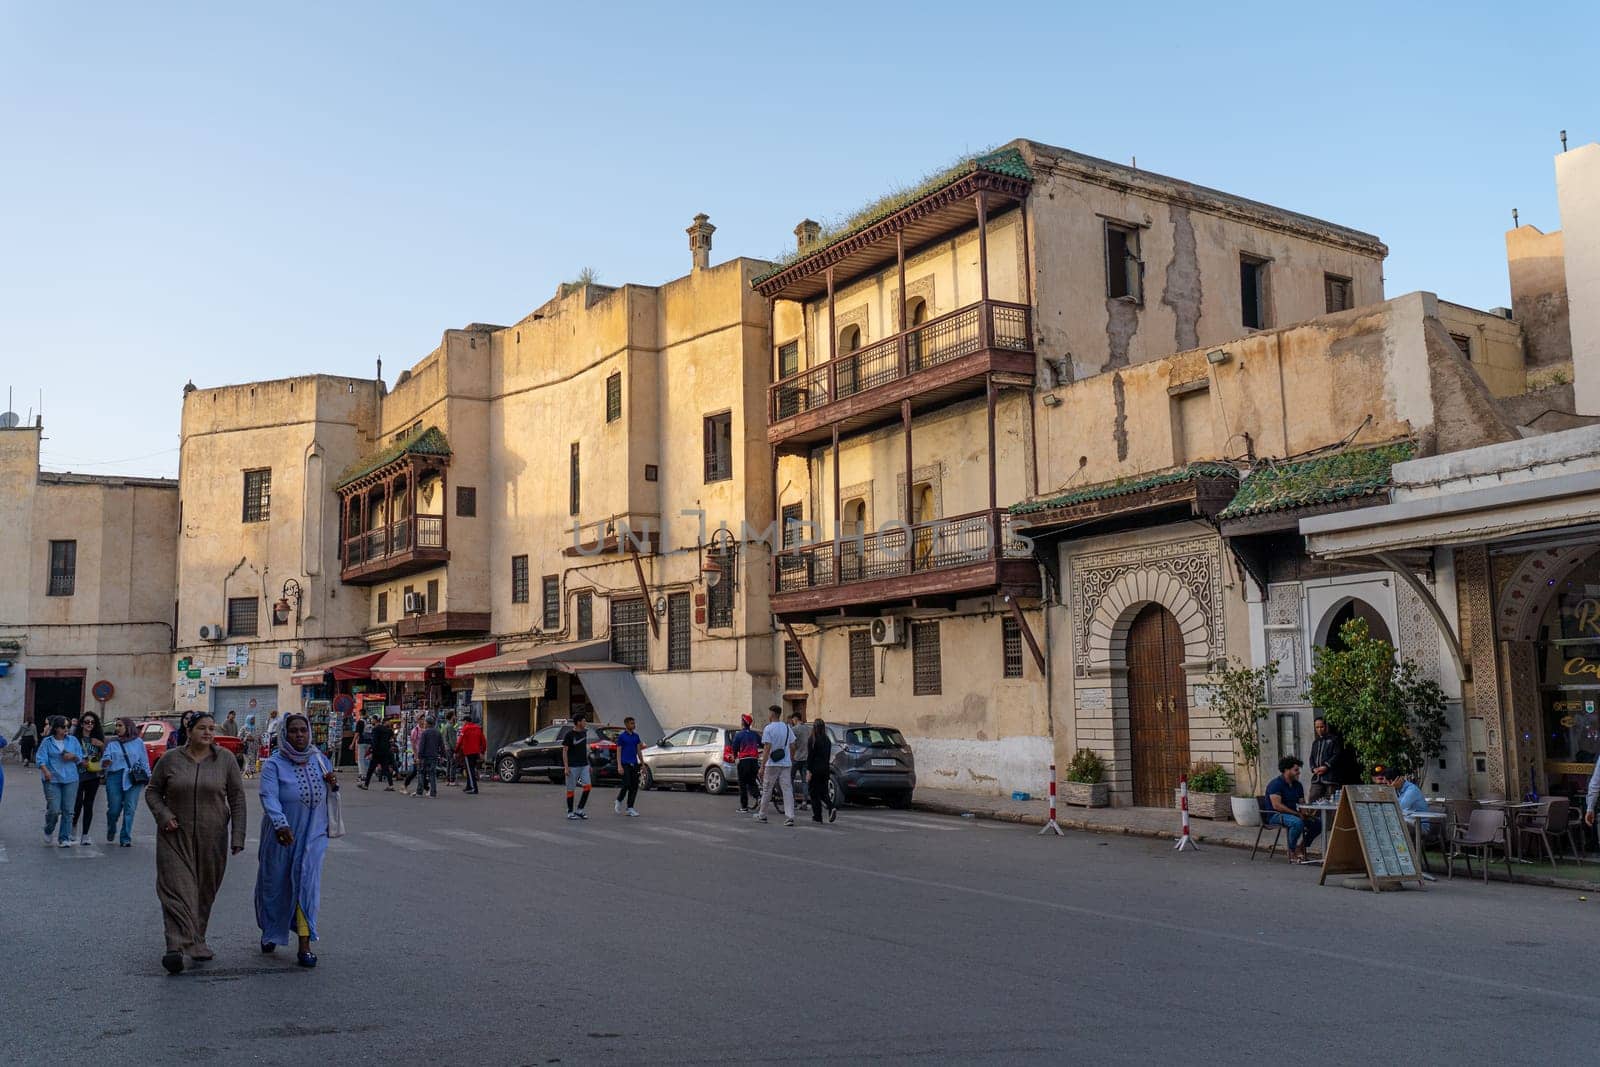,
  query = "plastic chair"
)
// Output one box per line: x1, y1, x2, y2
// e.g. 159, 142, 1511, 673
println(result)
1521, 797, 1583, 866
1251, 797, 1283, 860
1443, 799, 1476, 844
1449, 809, 1514, 883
